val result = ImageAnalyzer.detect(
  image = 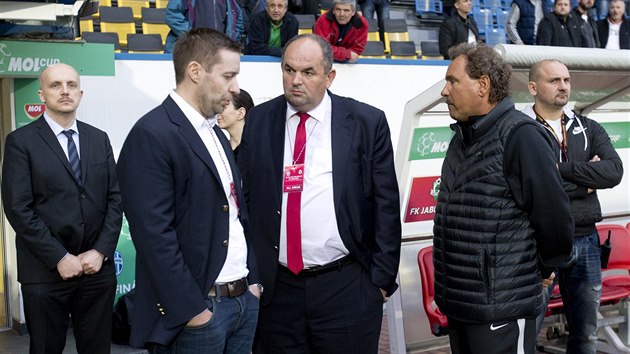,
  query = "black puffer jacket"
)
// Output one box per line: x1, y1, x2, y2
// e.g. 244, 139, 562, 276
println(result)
434, 98, 573, 324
